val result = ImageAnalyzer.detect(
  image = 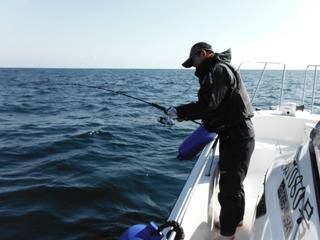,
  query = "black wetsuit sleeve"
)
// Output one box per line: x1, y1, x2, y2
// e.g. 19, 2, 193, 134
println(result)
176, 64, 232, 121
